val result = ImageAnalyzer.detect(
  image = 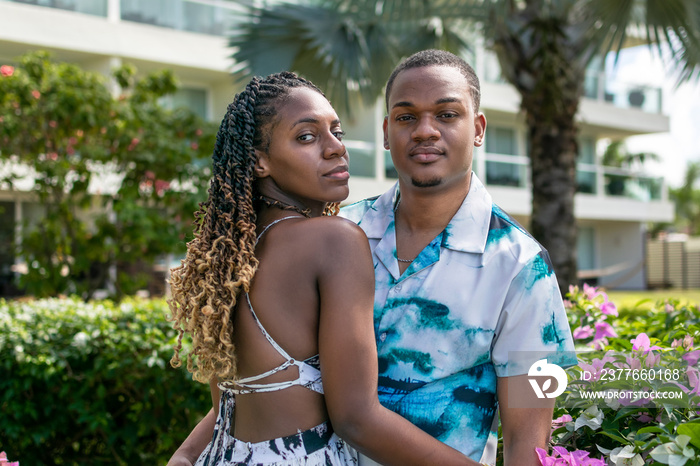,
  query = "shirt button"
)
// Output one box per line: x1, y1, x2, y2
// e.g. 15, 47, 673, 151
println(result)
379, 332, 387, 342
395, 285, 402, 291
